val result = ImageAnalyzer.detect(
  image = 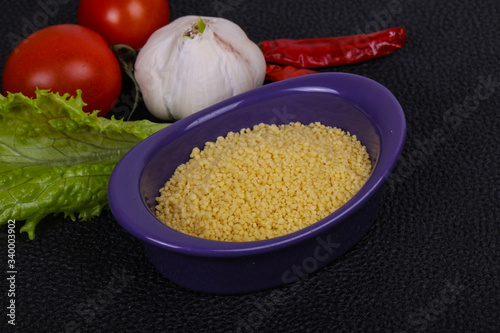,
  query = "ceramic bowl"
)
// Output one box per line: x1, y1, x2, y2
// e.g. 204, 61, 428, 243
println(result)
108, 73, 406, 294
